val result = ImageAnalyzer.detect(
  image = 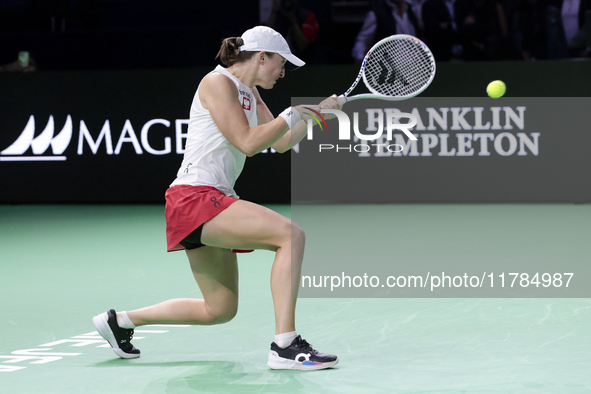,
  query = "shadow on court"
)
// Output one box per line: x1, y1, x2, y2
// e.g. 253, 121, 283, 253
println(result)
90, 360, 350, 393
